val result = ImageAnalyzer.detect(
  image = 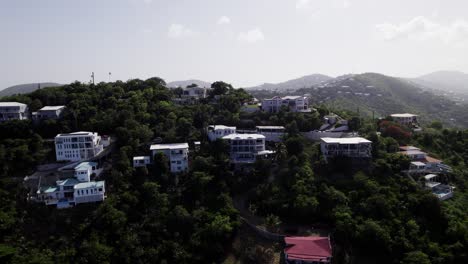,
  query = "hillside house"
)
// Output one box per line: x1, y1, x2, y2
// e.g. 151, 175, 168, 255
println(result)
222, 133, 274, 164
150, 143, 189, 173
320, 137, 372, 161
423, 174, 454, 201
32, 105, 66, 120
284, 236, 333, 264
399, 146, 452, 173
390, 113, 418, 126
133, 156, 151, 168
261, 96, 311, 113
207, 125, 236, 141
0, 102, 28, 122
55, 132, 105, 162
36, 175, 105, 209
255, 126, 286, 142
